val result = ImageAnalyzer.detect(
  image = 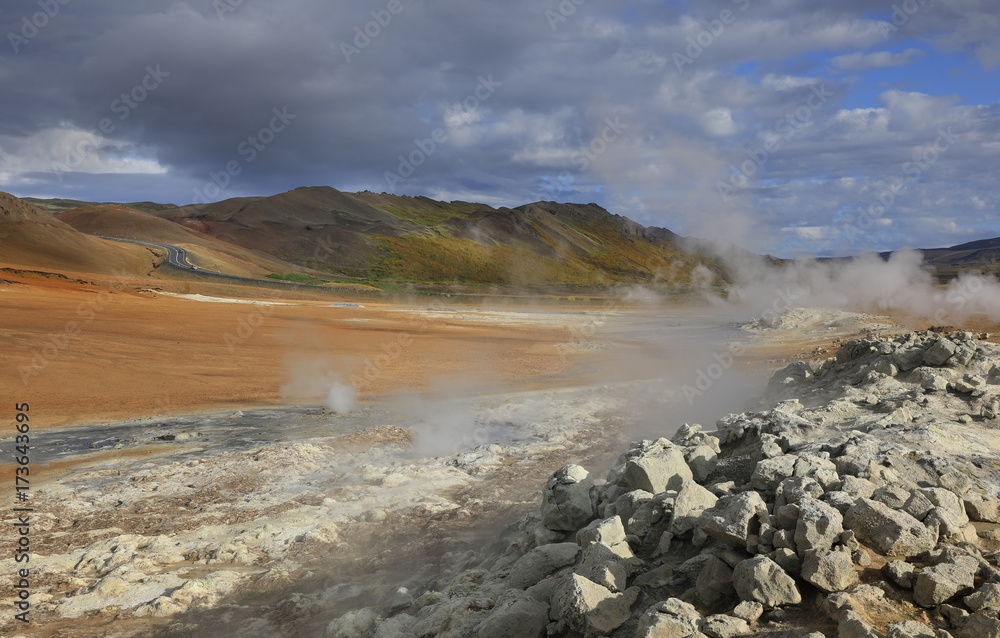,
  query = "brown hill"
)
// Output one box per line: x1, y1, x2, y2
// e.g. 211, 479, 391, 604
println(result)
915, 237, 1000, 279
0, 192, 154, 276
160, 186, 723, 286
56, 204, 316, 278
